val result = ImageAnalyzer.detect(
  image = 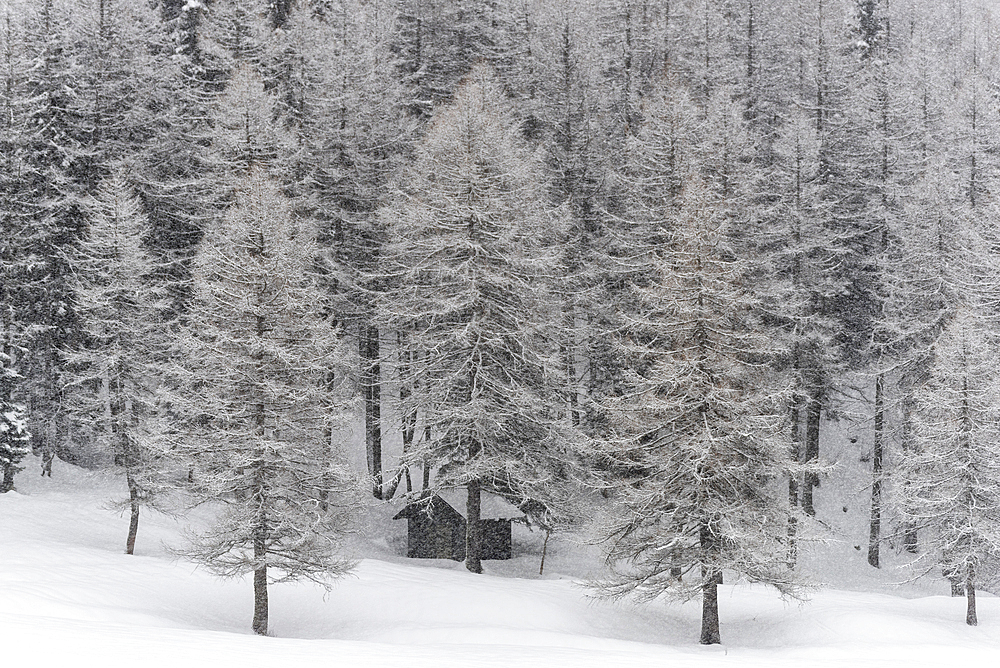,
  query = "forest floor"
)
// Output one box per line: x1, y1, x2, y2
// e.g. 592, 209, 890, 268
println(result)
1, 453, 998, 668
